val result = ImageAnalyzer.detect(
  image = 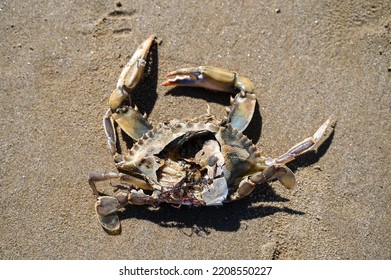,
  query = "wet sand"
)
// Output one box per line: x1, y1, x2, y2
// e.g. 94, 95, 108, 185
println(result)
1, 0, 390, 259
